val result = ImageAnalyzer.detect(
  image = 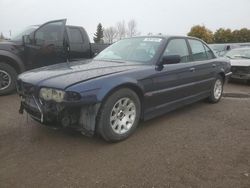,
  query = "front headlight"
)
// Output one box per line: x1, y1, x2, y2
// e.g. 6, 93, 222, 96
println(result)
39, 88, 65, 103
